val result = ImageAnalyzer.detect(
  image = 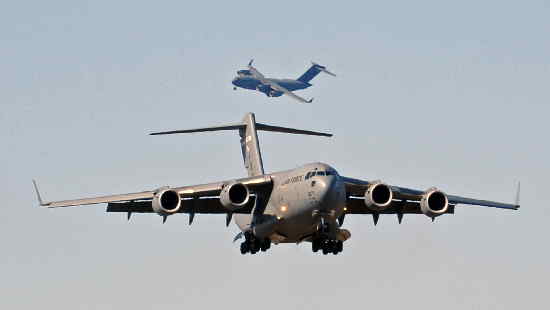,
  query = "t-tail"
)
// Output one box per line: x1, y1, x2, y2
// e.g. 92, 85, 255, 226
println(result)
150, 113, 332, 177
297, 62, 336, 83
